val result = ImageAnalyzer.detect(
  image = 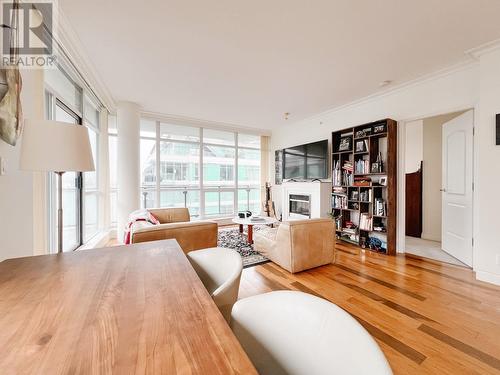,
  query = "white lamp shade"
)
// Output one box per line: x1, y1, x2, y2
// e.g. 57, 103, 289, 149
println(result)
20, 120, 95, 172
